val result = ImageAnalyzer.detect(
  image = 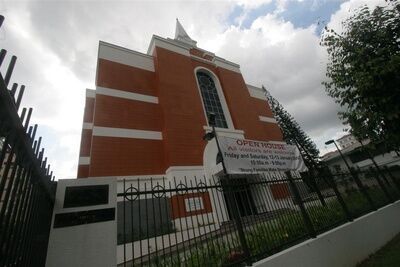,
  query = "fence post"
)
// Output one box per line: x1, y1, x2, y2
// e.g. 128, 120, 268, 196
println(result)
350, 170, 376, 210
320, 168, 353, 222
369, 167, 393, 203
222, 176, 252, 265
307, 171, 327, 207
285, 171, 316, 238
